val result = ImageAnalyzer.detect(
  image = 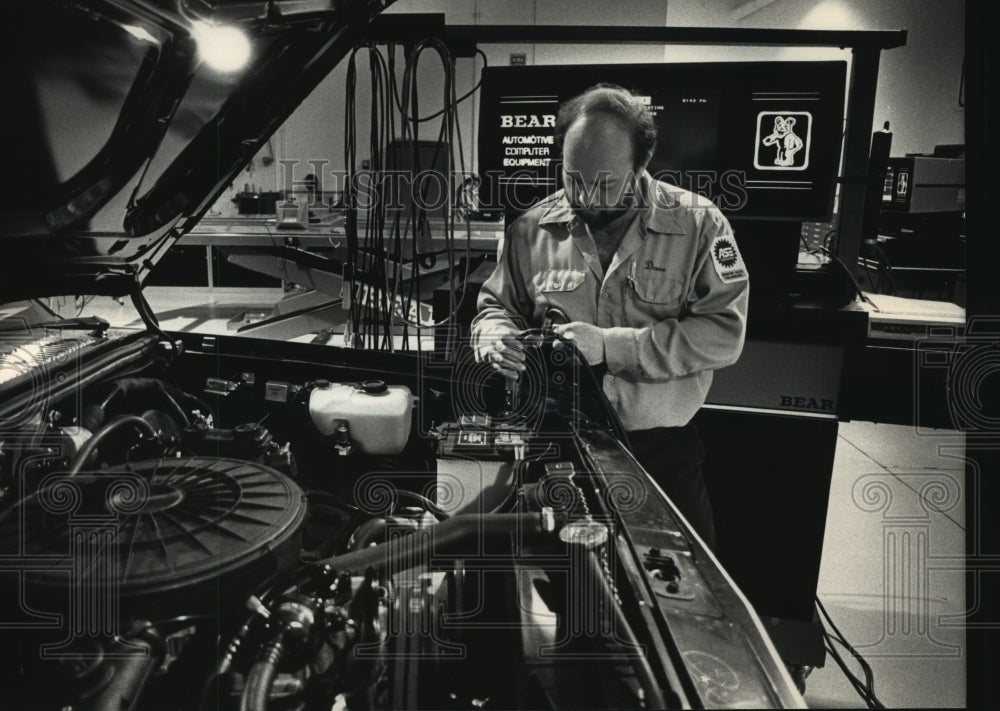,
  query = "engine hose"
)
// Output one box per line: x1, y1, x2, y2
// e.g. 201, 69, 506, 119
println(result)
489, 458, 527, 514
199, 610, 271, 711
240, 638, 284, 711
155, 383, 191, 426
352, 516, 425, 550
319, 512, 563, 575
350, 518, 390, 551
98, 383, 125, 413
167, 384, 214, 421
67, 414, 158, 475
394, 489, 450, 521
87, 379, 187, 432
